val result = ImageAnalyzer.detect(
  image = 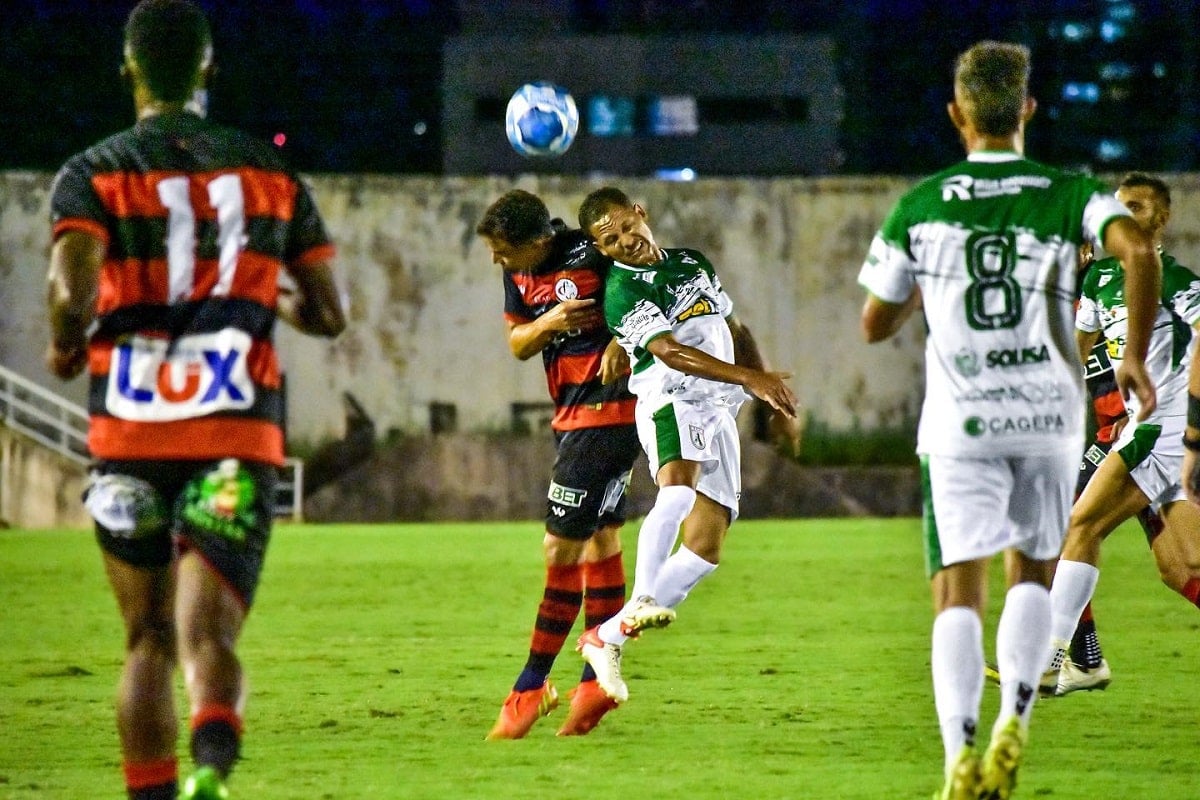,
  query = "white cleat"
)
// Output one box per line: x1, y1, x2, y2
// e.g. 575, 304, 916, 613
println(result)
577, 627, 628, 703
1055, 657, 1111, 696
618, 595, 676, 638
